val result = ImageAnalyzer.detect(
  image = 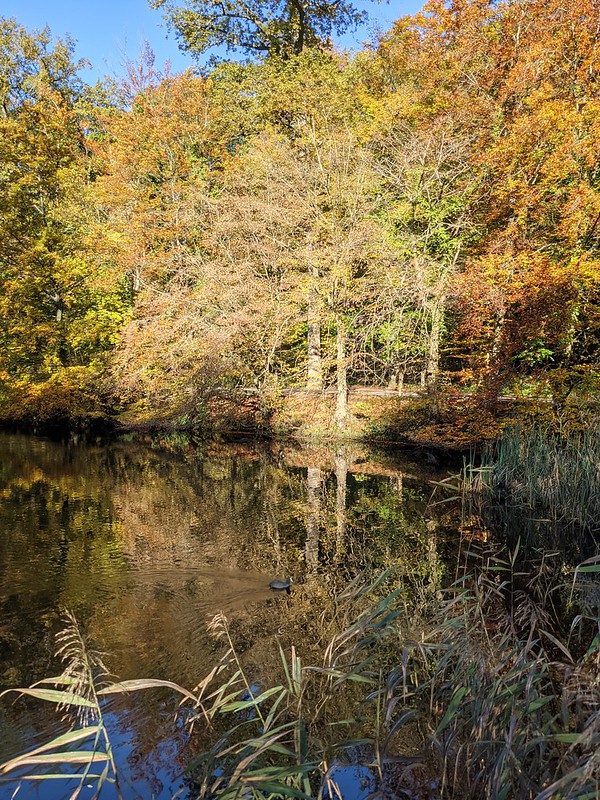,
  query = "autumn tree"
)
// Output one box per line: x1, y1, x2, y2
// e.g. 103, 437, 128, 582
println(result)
101, 51, 395, 424
91, 61, 220, 294
106, 48, 473, 428
374, 0, 600, 397
0, 17, 85, 116
89, 59, 236, 408
203, 121, 405, 427
0, 20, 128, 423
368, 119, 477, 392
